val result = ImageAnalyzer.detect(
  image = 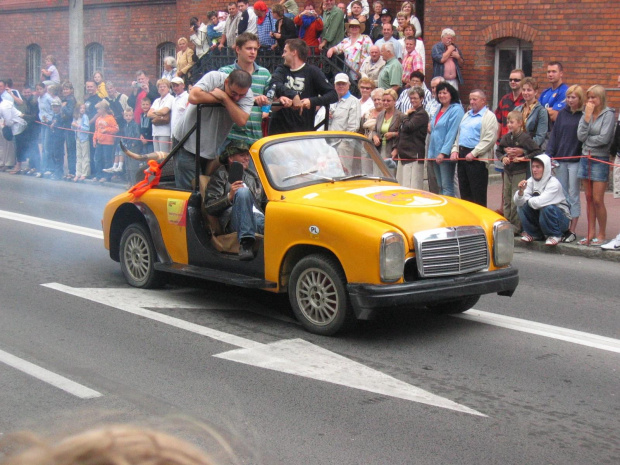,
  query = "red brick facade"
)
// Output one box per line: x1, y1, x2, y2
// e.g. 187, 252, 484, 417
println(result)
424, 0, 620, 108
1, 0, 618, 107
